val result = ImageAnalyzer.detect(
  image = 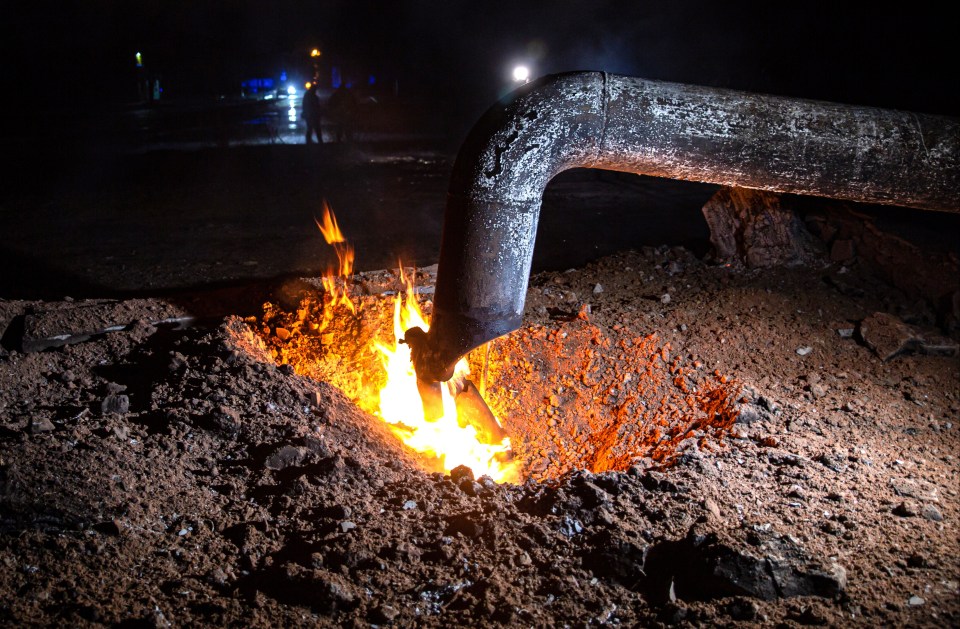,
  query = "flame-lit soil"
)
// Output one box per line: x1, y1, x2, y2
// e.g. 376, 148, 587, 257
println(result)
0, 244, 958, 627
251, 267, 740, 483
480, 321, 739, 479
